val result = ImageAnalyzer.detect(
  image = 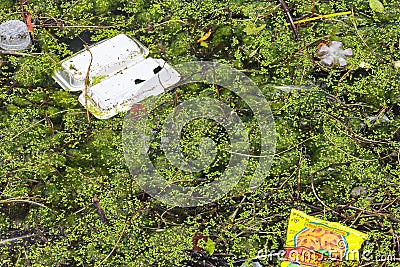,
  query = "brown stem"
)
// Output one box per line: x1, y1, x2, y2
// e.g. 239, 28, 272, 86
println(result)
92, 196, 109, 225
278, 0, 299, 40
83, 42, 93, 124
